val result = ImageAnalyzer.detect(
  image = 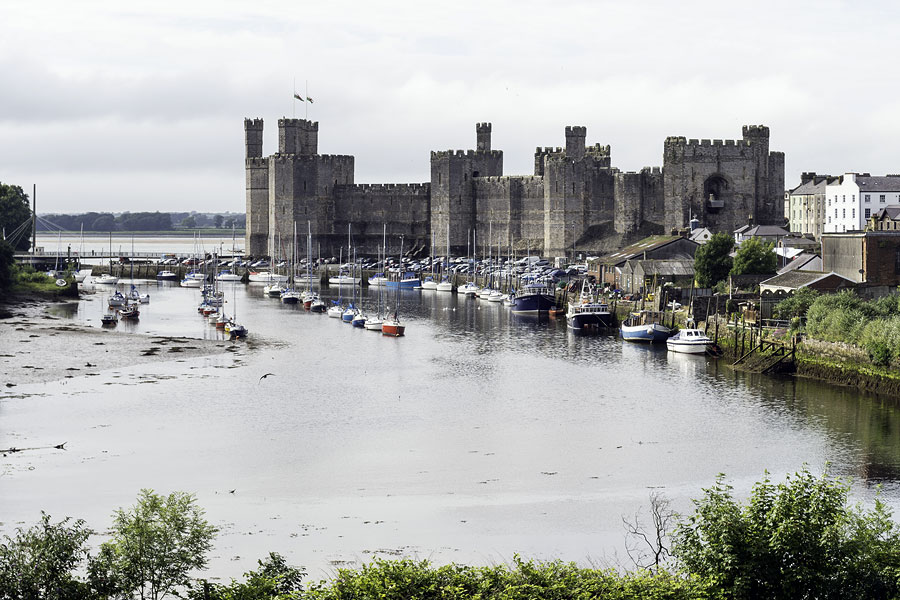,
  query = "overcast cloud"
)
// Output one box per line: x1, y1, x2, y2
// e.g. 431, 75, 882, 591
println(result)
3, 0, 900, 213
